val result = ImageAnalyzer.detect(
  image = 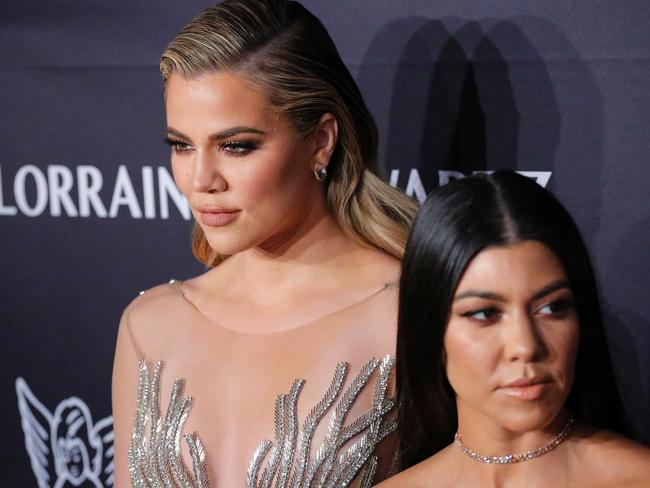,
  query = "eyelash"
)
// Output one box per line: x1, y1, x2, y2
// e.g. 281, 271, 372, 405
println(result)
163, 138, 258, 157
537, 298, 575, 317
461, 308, 501, 322
461, 298, 576, 324
164, 138, 191, 154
